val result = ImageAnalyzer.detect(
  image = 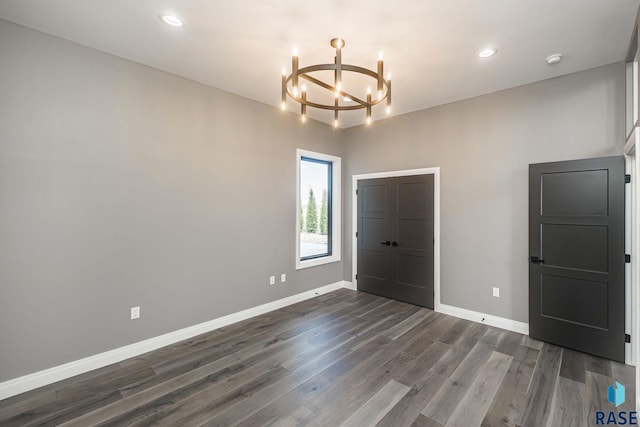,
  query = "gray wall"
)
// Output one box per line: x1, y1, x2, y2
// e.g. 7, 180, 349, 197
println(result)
342, 62, 625, 323
0, 20, 343, 382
